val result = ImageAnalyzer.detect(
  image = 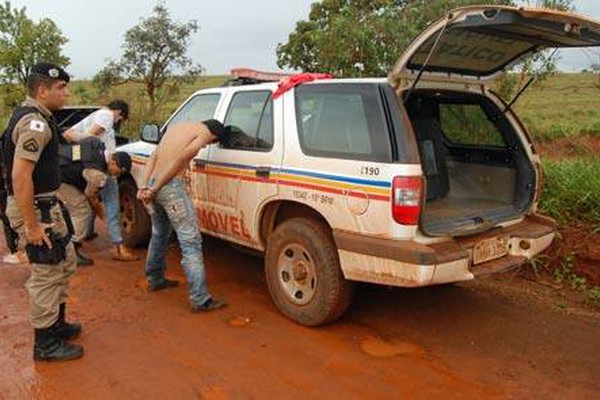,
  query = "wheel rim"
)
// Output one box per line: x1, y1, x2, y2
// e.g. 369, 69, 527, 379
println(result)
277, 243, 317, 305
